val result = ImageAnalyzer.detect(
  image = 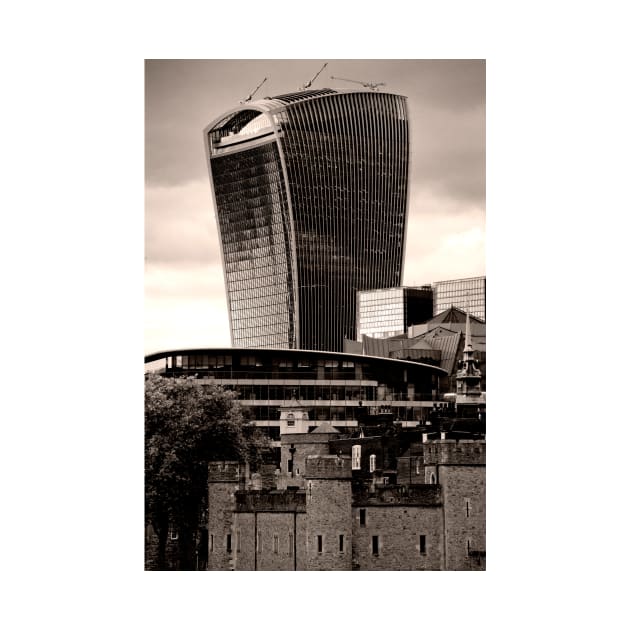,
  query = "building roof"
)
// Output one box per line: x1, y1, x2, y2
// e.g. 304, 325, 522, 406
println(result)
429, 306, 485, 326
311, 422, 339, 434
